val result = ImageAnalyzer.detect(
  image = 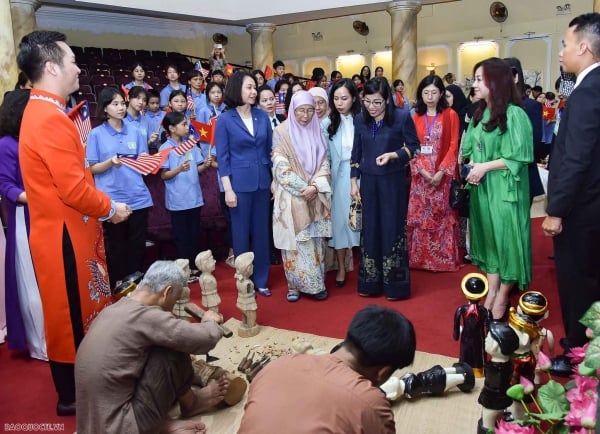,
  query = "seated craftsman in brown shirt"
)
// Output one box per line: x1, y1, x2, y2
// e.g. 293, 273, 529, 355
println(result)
75, 260, 227, 434
238, 305, 416, 434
